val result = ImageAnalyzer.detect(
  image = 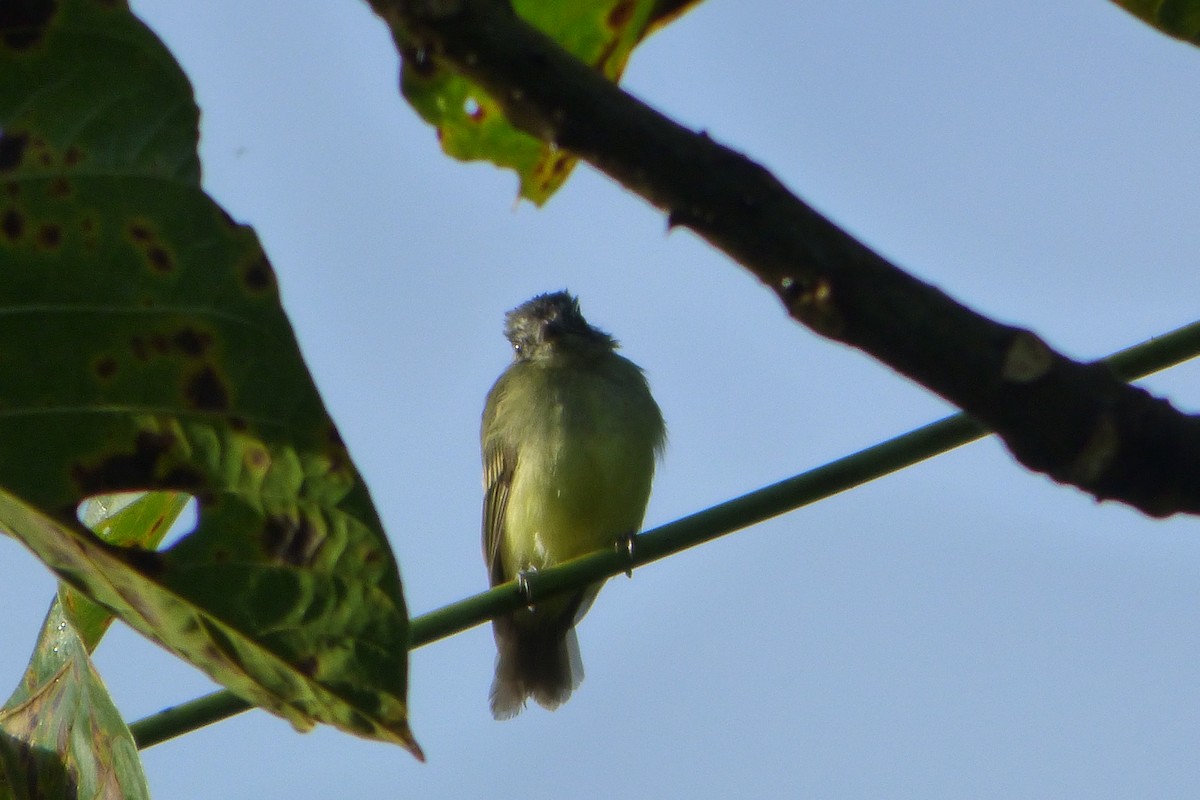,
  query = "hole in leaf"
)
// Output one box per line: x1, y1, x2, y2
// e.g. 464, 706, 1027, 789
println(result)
76, 491, 197, 550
